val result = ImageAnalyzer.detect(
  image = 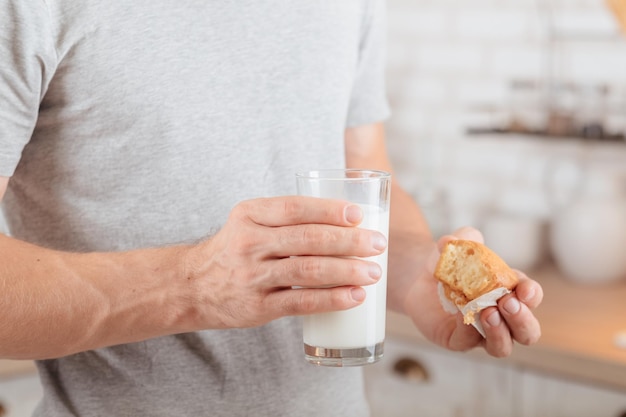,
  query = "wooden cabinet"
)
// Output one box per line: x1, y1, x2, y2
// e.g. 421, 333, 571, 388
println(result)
2, 340, 626, 417
364, 337, 626, 417
364, 337, 516, 417
0, 374, 42, 417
